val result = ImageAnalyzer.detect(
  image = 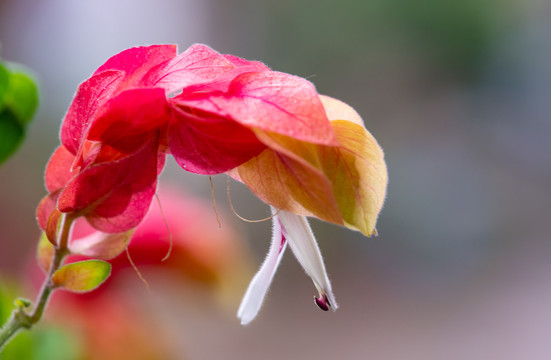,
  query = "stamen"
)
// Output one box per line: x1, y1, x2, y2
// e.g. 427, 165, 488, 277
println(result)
227, 177, 280, 223
155, 193, 173, 262
209, 176, 222, 229
126, 246, 151, 292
